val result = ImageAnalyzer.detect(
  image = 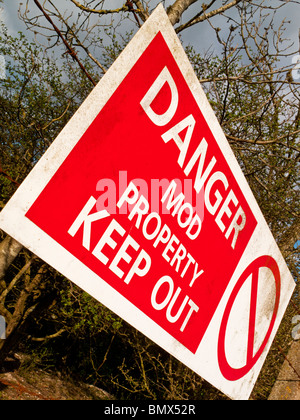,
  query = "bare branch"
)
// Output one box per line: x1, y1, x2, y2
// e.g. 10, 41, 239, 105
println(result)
226, 129, 300, 149
70, 0, 148, 23
48, 0, 107, 74
30, 328, 65, 342
278, 219, 300, 258
167, 0, 198, 26
132, 0, 149, 21
0, 256, 36, 302
125, 1, 142, 28
0, 162, 20, 186
175, 0, 243, 33
0, 236, 23, 289
33, 0, 97, 87
70, 0, 130, 15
